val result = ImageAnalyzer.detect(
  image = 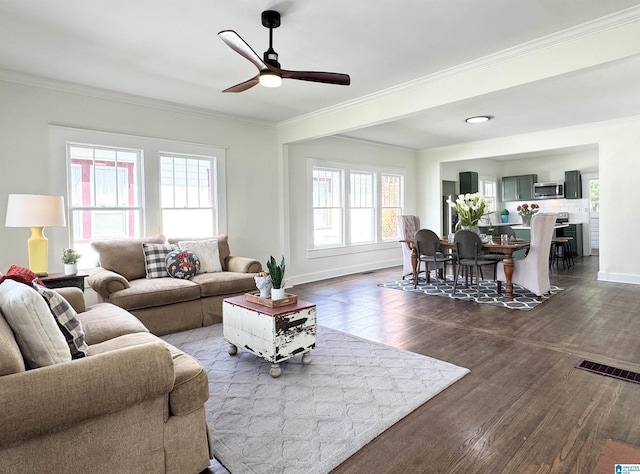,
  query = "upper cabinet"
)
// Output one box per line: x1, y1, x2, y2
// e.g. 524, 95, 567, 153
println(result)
459, 171, 478, 194
564, 170, 582, 199
502, 174, 537, 201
